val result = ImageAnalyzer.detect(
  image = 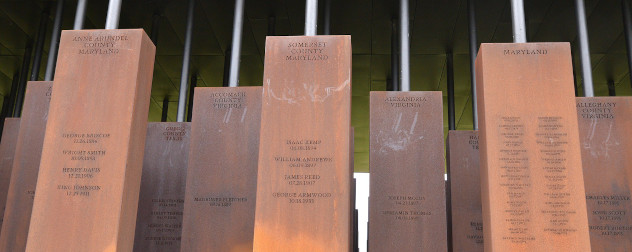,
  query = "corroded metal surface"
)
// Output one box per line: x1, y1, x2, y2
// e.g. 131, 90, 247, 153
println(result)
0, 118, 20, 235
368, 91, 447, 252
577, 97, 632, 252
133, 122, 190, 252
253, 36, 352, 252
476, 43, 590, 251
180, 86, 261, 252
448, 130, 483, 252
0, 81, 51, 252
25, 29, 155, 252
